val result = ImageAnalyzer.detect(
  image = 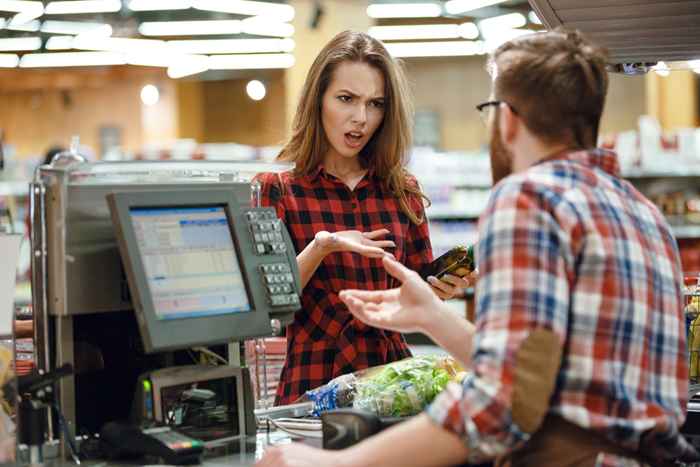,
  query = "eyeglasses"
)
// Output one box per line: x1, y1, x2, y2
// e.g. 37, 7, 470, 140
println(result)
475, 100, 518, 125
